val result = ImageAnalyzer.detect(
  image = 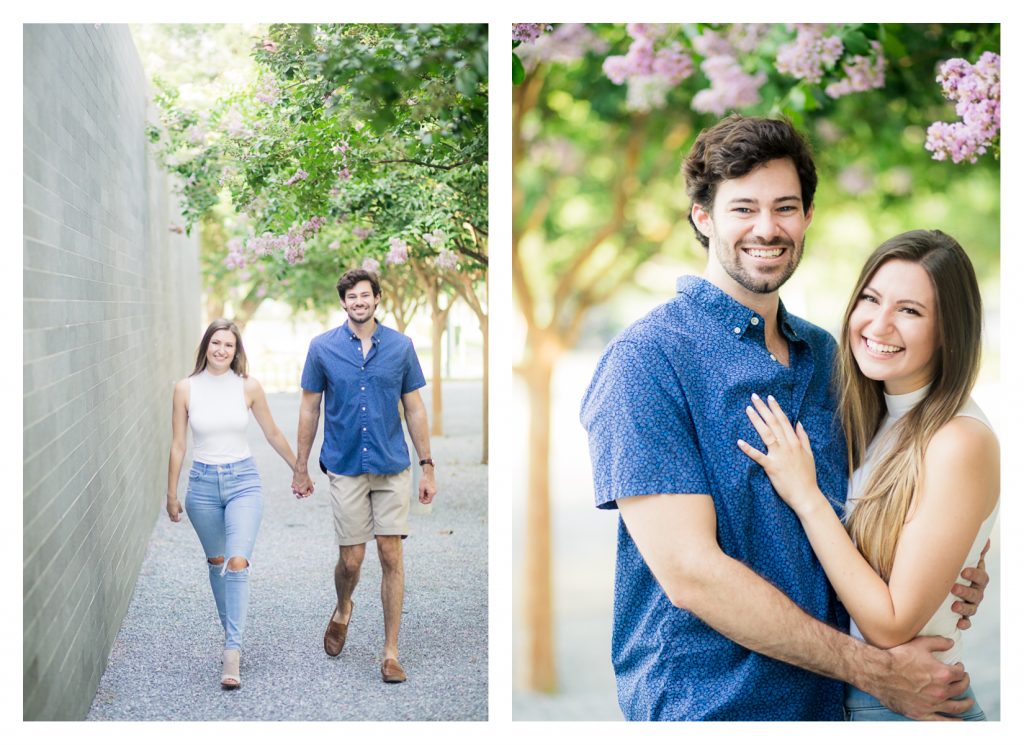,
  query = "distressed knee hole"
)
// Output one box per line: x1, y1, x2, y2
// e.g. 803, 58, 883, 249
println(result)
226, 556, 250, 572
207, 556, 225, 565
